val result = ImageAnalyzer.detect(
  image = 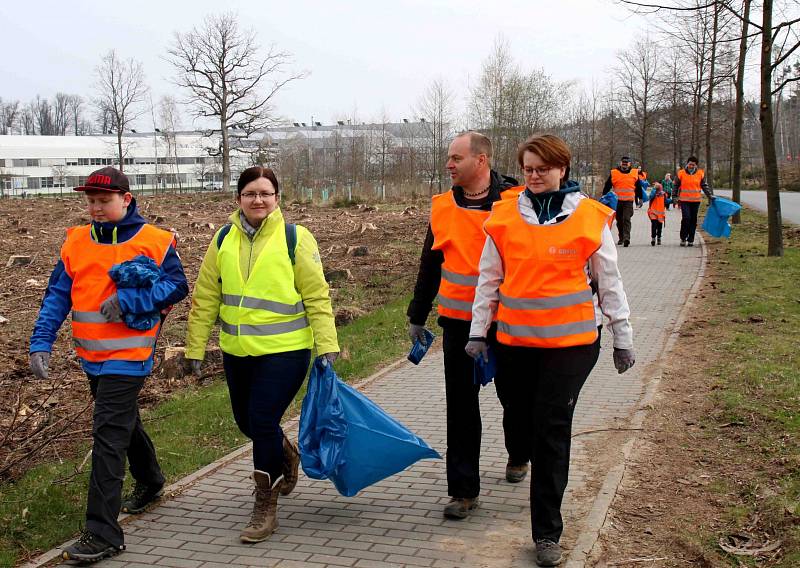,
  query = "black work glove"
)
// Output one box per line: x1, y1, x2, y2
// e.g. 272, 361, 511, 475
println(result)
613, 348, 635, 374
408, 323, 428, 345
